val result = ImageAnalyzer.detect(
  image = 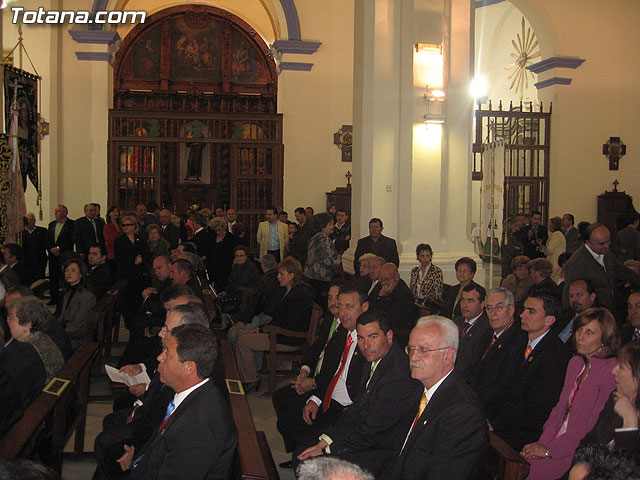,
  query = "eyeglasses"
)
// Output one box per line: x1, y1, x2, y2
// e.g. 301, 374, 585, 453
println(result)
122, 223, 135, 227
405, 345, 450, 356
485, 304, 505, 313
